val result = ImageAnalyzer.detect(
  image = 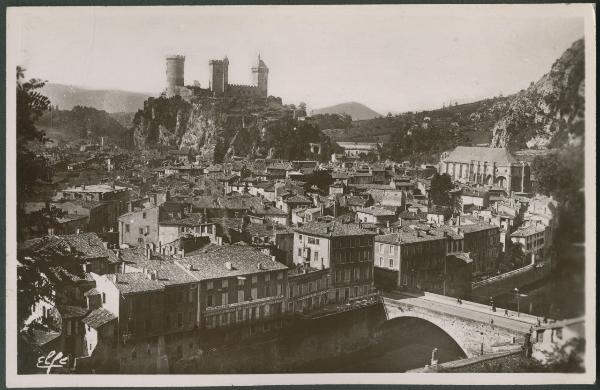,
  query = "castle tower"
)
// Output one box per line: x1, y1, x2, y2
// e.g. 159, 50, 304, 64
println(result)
165, 55, 185, 98
252, 54, 269, 97
209, 57, 229, 95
